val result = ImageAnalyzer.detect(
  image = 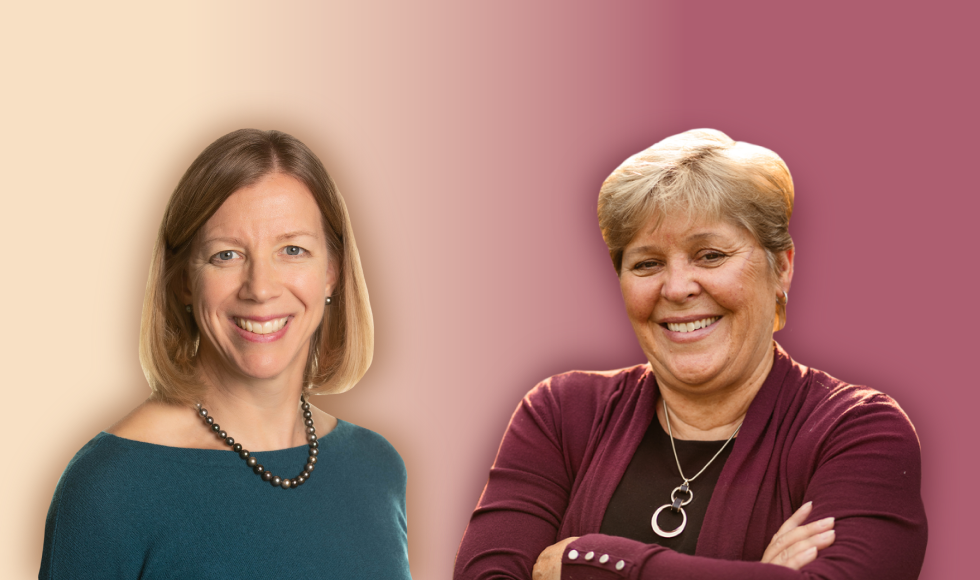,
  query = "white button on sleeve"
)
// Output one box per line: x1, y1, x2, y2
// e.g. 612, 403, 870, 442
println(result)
568, 549, 579, 560
584, 551, 595, 561
599, 554, 610, 564
616, 560, 625, 571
